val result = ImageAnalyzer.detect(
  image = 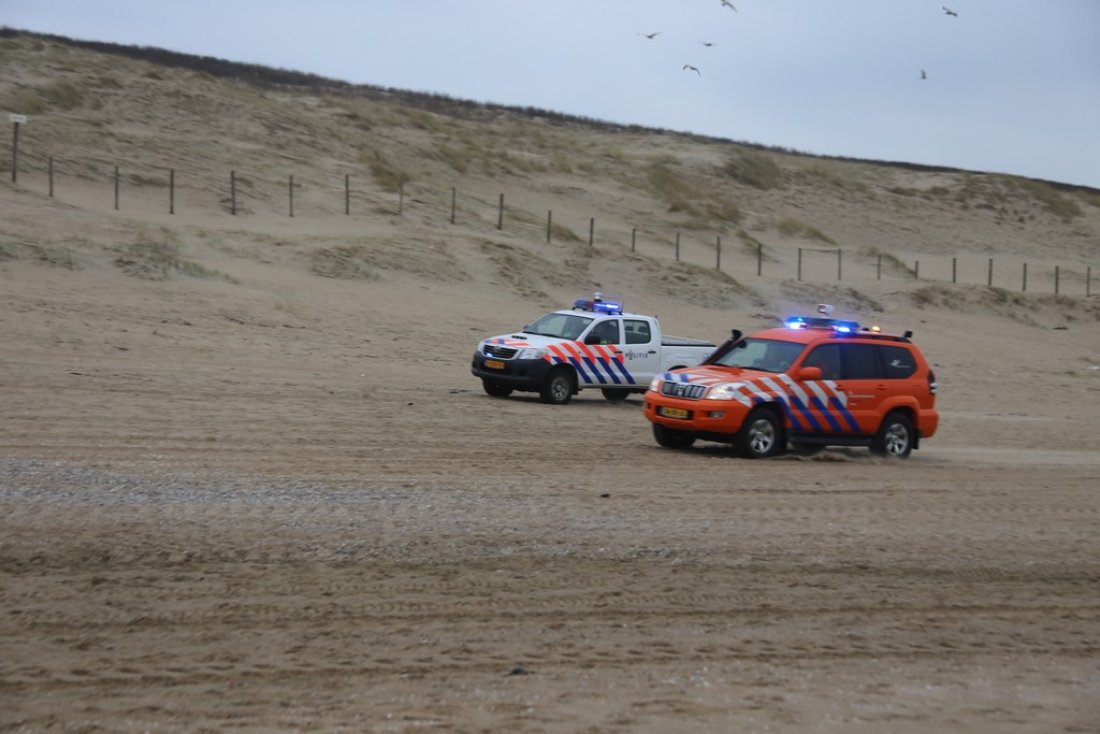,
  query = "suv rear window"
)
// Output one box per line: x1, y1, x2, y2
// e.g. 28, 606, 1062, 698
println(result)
880, 345, 917, 378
